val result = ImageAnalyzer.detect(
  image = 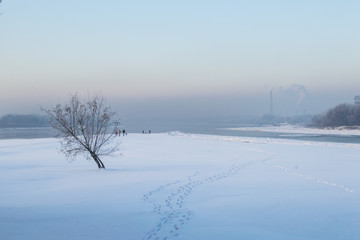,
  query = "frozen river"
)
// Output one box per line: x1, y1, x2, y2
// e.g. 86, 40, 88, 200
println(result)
1, 123, 360, 144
